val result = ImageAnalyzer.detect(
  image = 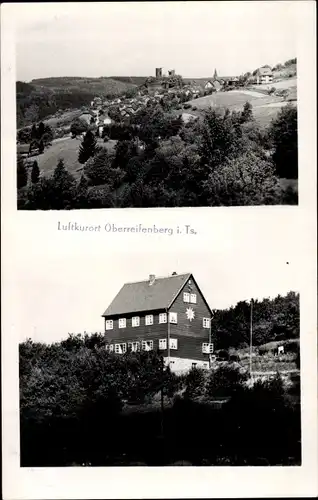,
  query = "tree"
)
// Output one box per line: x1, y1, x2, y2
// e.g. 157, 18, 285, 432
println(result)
31, 160, 40, 184
51, 159, 77, 209
269, 104, 298, 179
204, 151, 283, 206
17, 156, 28, 189
199, 108, 244, 173
38, 122, 45, 139
38, 139, 44, 154
70, 118, 88, 138
30, 124, 38, 140
84, 148, 116, 186
78, 131, 97, 164
240, 101, 254, 123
